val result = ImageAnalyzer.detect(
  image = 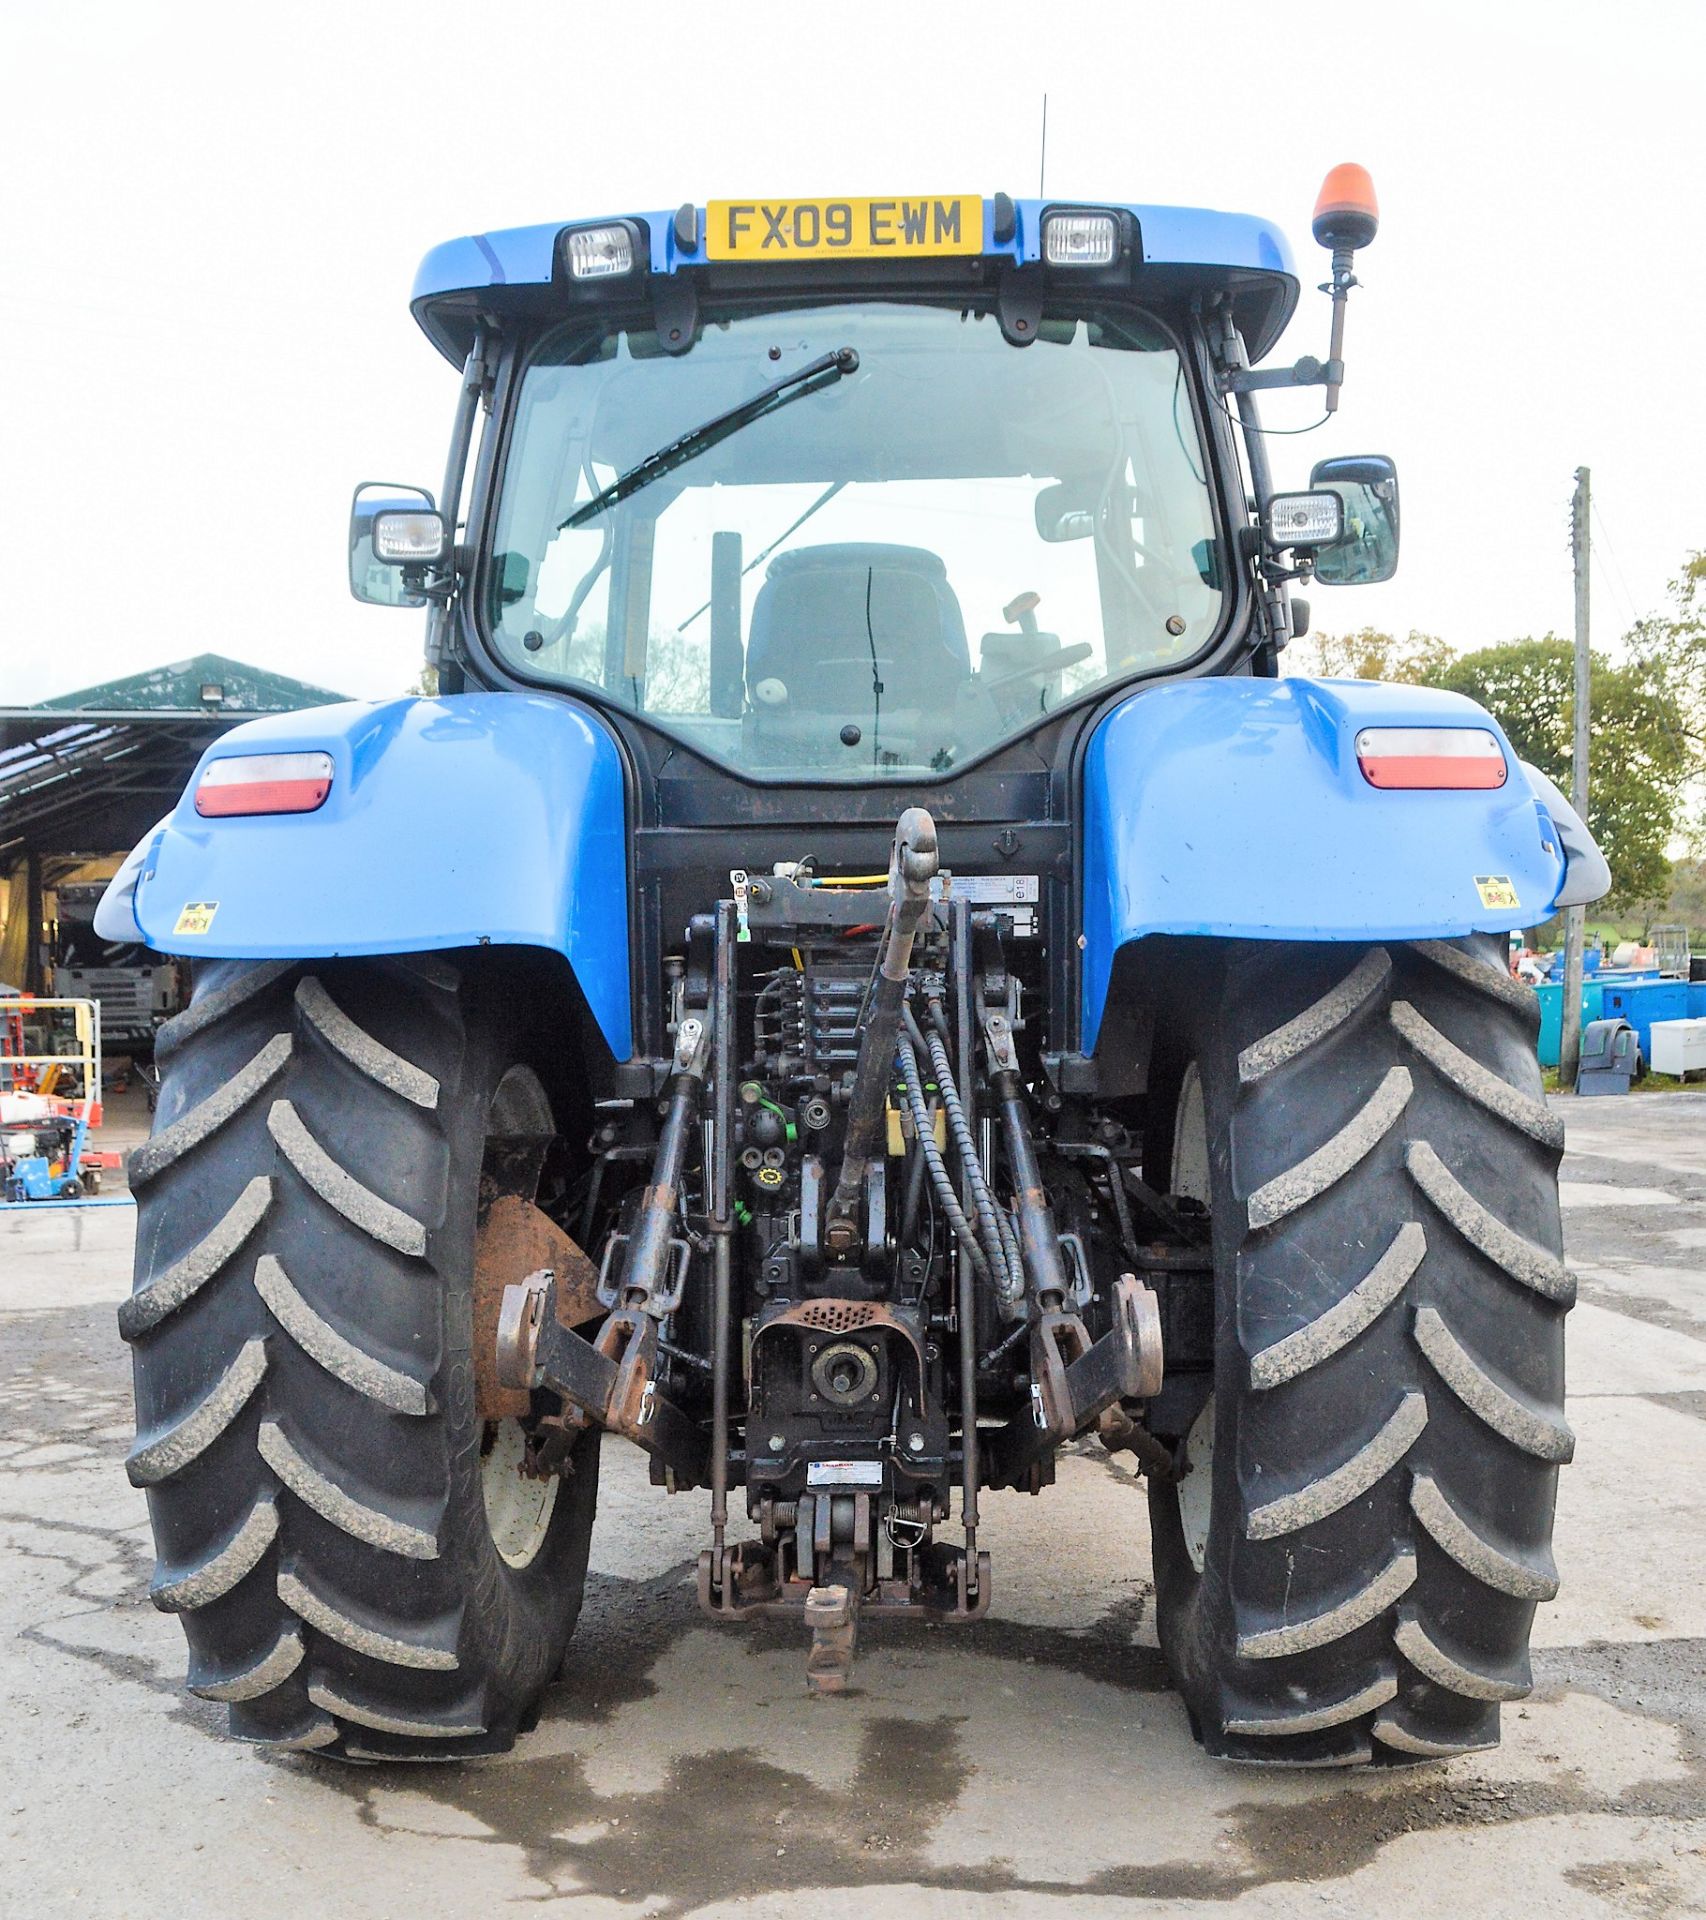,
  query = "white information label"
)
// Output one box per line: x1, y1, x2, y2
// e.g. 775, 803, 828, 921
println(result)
806, 1460, 885, 1488
933, 874, 1039, 904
